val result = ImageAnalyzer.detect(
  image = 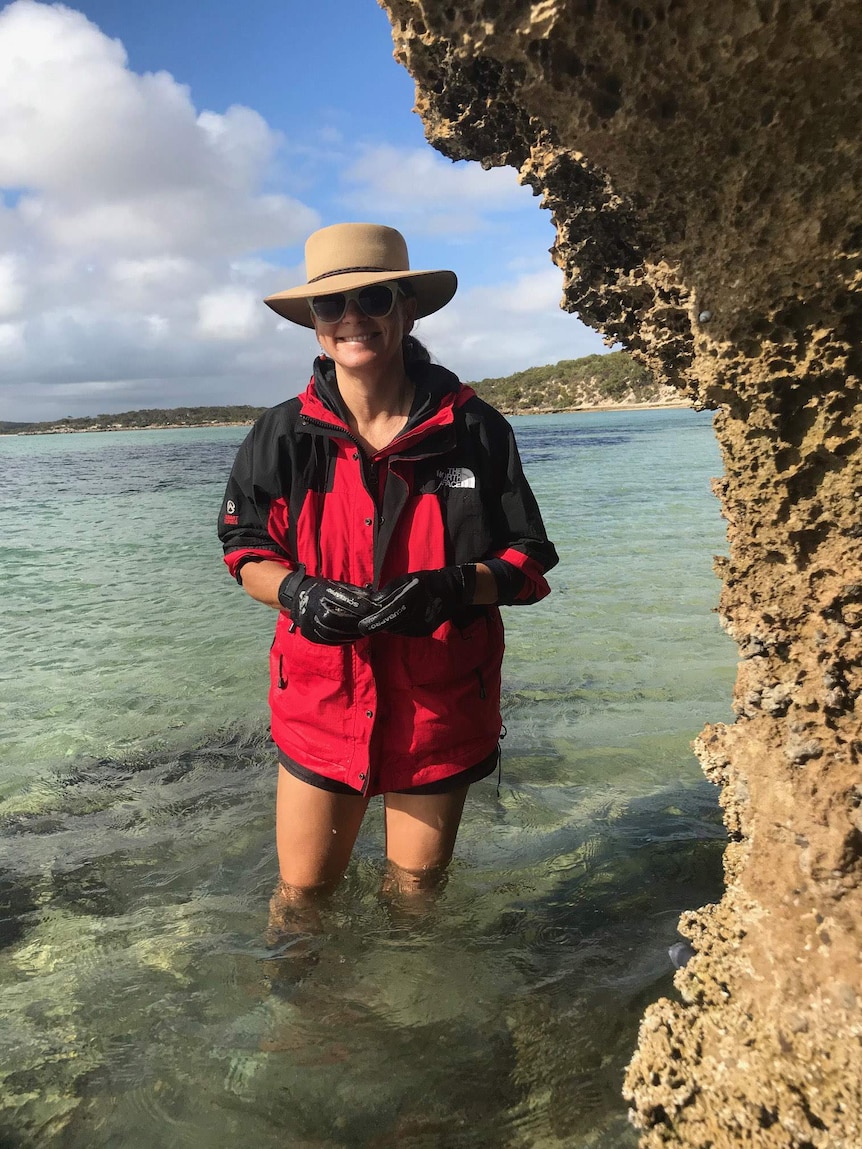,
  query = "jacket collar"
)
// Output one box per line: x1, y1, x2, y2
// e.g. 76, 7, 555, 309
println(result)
298, 357, 475, 458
